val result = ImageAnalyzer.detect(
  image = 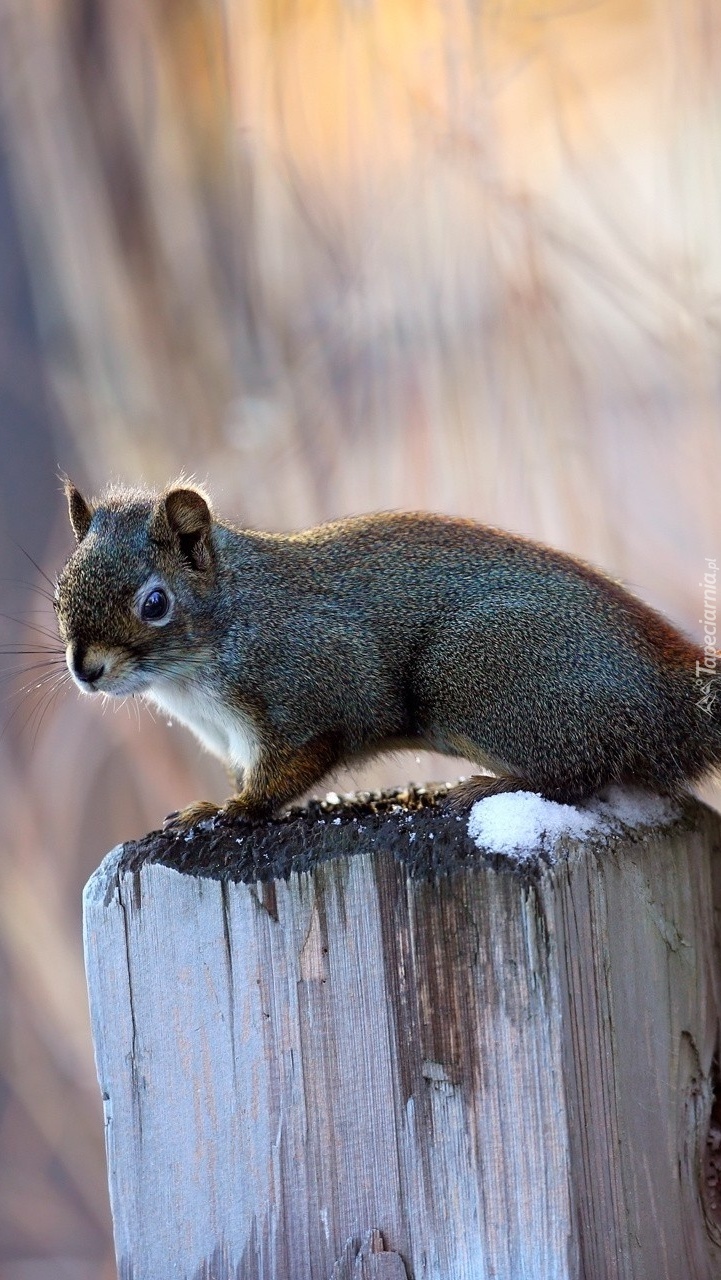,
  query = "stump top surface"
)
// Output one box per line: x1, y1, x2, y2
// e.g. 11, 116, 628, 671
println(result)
116, 783, 701, 885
